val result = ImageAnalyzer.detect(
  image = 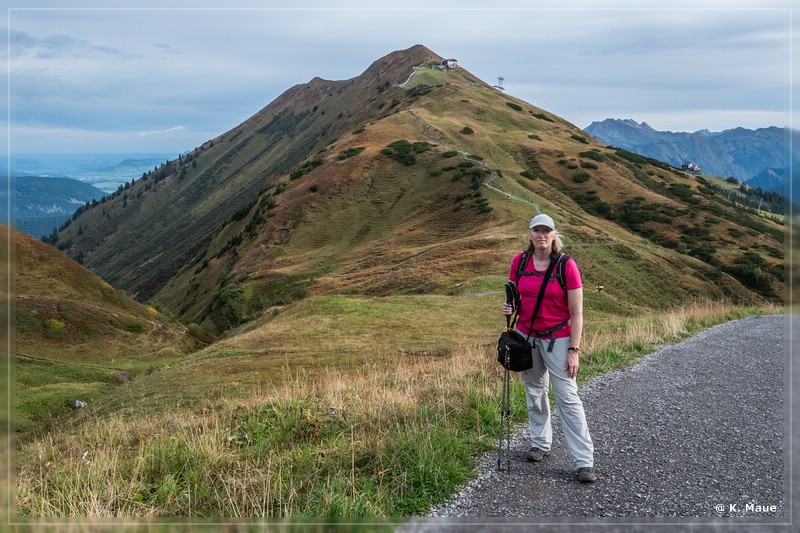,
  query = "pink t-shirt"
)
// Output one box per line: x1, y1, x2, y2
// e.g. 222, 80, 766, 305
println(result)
508, 252, 582, 338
